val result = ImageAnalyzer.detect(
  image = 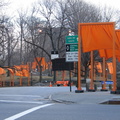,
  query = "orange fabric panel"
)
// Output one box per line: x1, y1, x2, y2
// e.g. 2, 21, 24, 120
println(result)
14, 65, 22, 76
20, 65, 30, 77
45, 62, 48, 69
117, 57, 120, 62
107, 62, 113, 74
79, 22, 118, 53
56, 81, 69, 85
99, 49, 120, 59
14, 65, 30, 77
115, 30, 120, 48
34, 57, 47, 71
20, 65, 29, 70
0, 68, 6, 74
99, 49, 107, 58
99, 30, 120, 59
22, 69, 30, 77
34, 57, 46, 65
15, 70, 23, 76
15, 69, 29, 77
96, 62, 102, 73
115, 30, 120, 61
14, 65, 21, 70
7, 68, 14, 75
32, 62, 37, 70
